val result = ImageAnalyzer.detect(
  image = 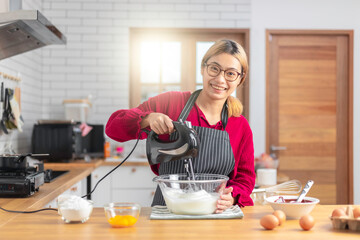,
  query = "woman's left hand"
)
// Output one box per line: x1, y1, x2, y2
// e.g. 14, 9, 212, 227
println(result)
215, 187, 234, 213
